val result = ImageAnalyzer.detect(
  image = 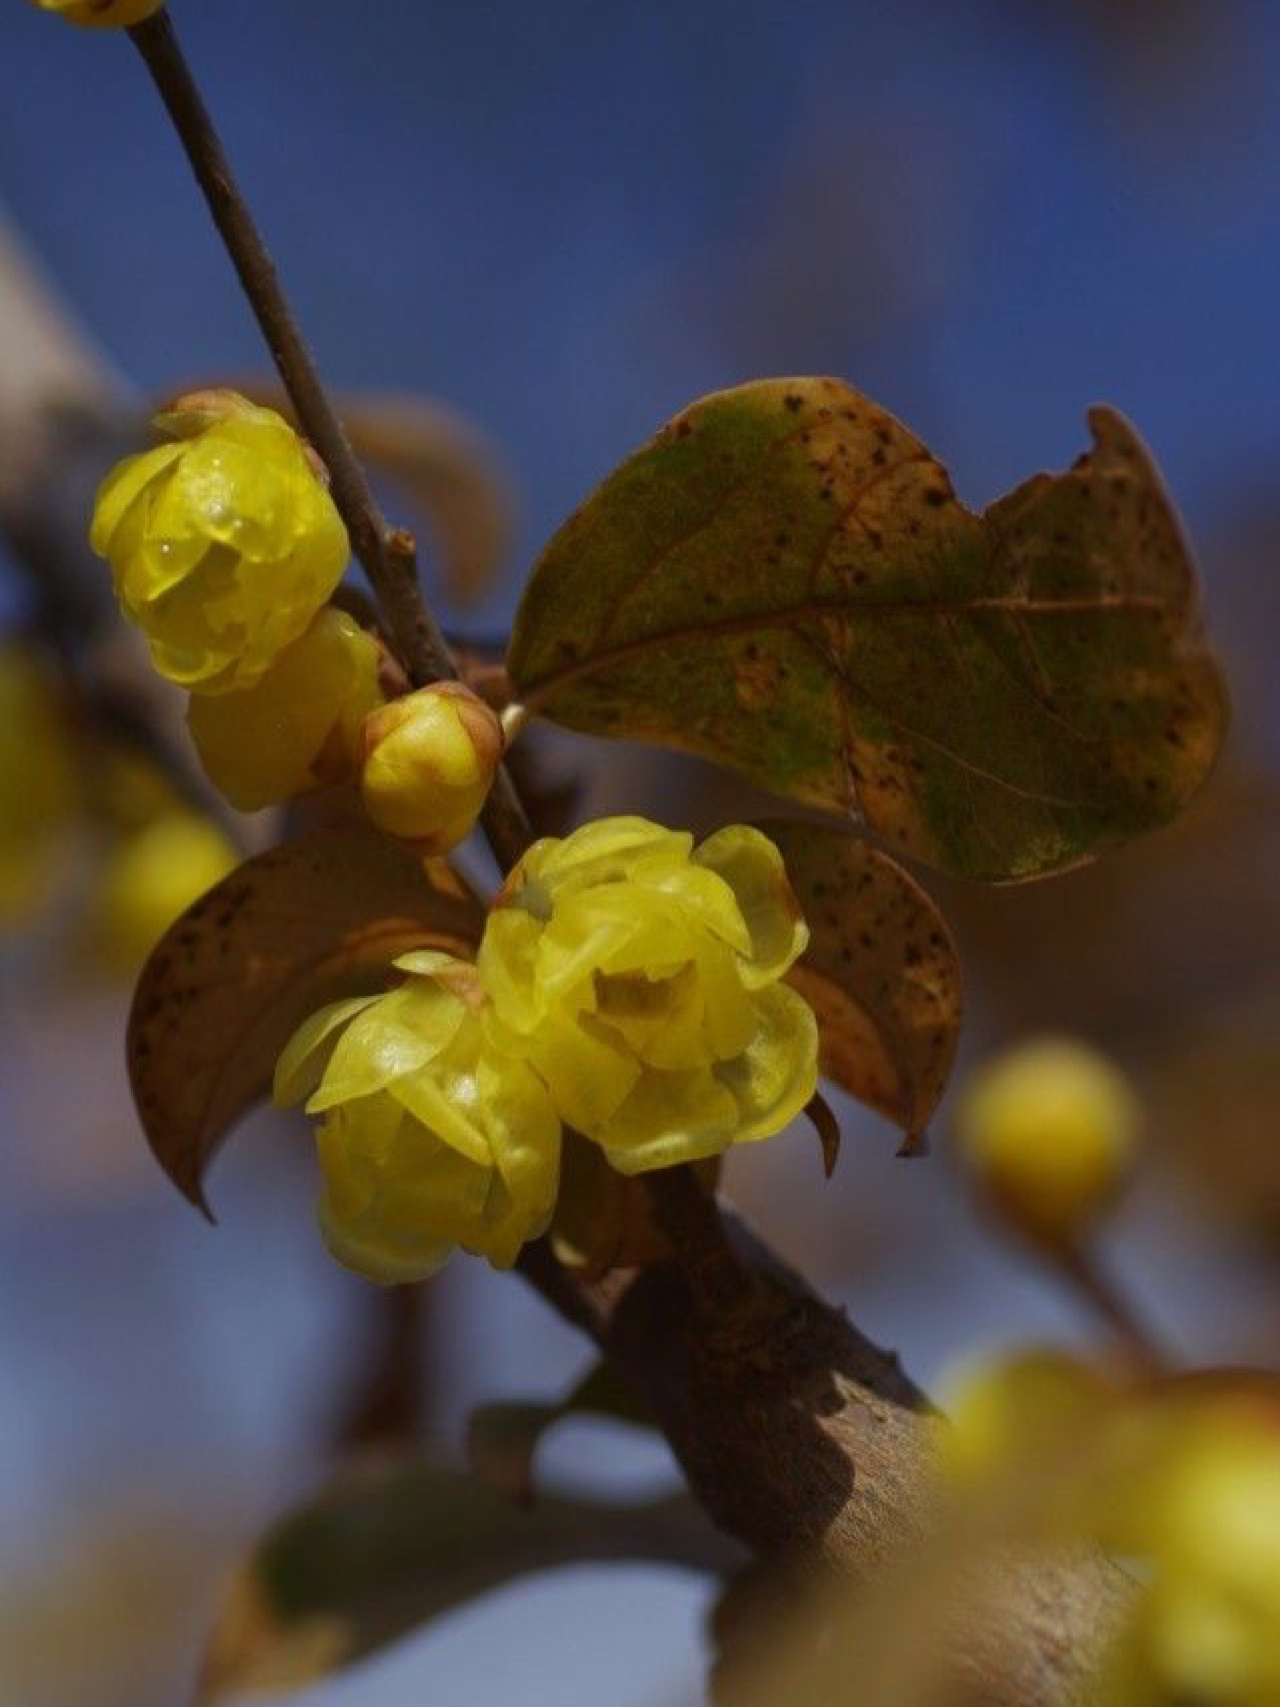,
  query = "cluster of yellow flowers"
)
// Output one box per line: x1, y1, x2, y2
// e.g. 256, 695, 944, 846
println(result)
274, 817, 819, 1282
87, 398, 819, 1282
